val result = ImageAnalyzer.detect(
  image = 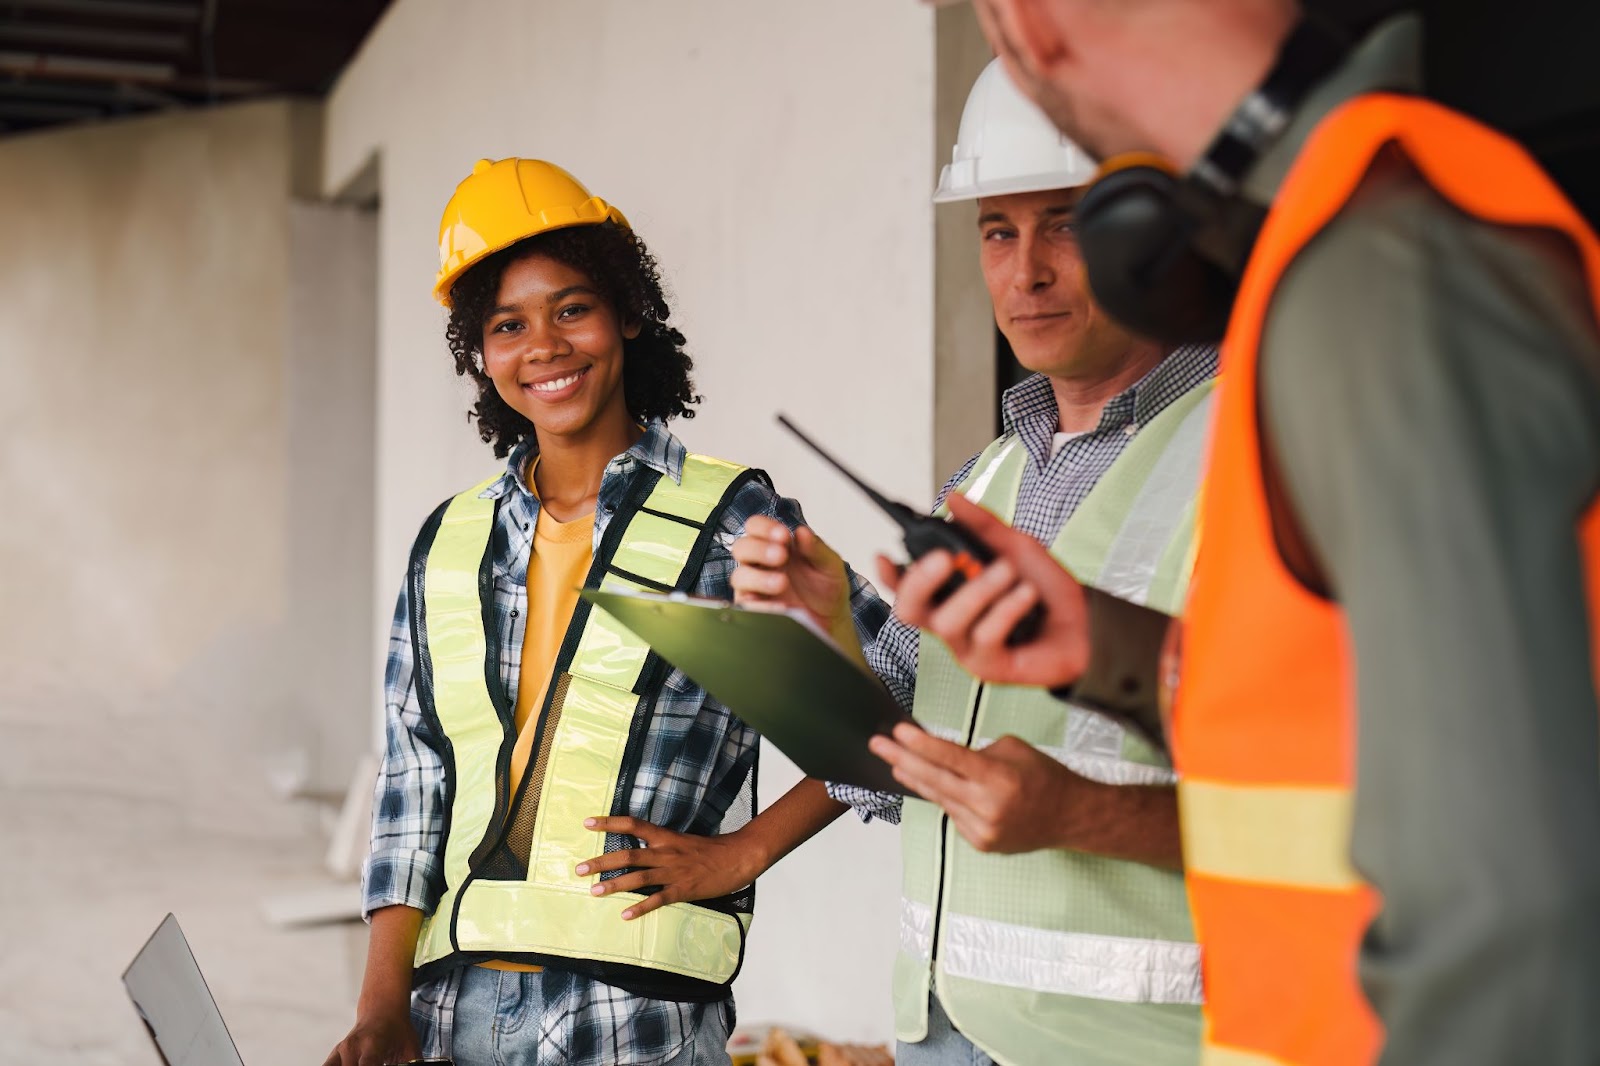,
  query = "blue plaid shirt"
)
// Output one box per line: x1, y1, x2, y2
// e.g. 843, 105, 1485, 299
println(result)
363, 420, 888, 1065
